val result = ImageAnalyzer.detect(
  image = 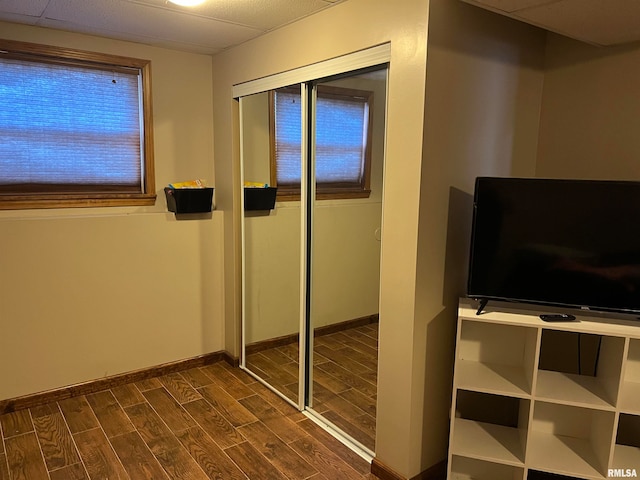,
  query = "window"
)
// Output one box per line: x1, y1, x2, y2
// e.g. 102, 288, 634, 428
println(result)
270, 85, 373, 200
0, 39, 155, 210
